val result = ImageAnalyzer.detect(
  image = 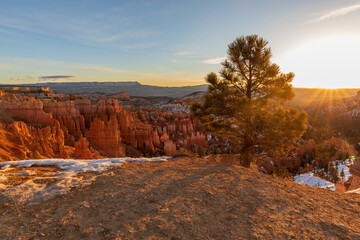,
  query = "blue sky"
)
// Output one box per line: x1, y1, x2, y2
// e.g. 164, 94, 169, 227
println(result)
1, 0, 360, 87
